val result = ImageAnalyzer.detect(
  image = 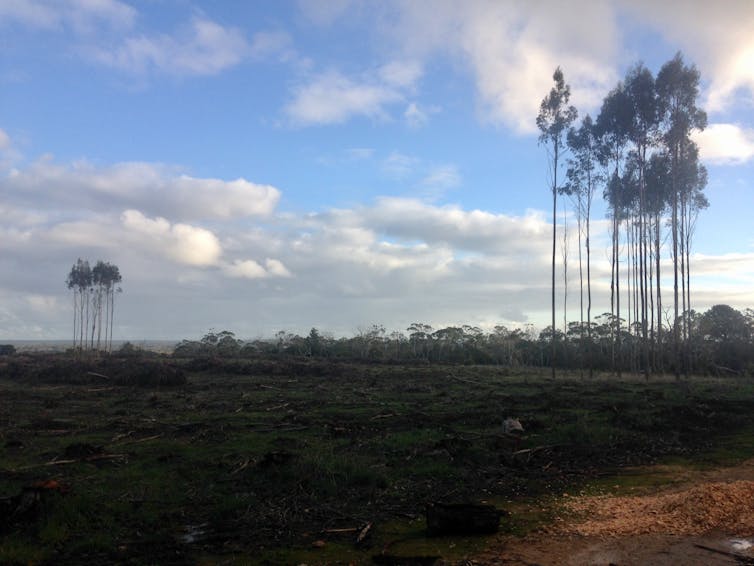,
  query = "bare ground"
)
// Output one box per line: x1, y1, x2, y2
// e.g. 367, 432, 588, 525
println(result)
475, 457, 754, 565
